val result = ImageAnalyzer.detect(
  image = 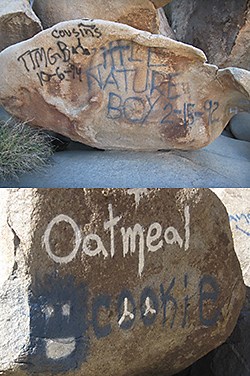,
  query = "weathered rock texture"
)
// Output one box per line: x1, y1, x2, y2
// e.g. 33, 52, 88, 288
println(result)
0, 0, 42, 52
175, 285, 250, 376
33, 0, 171, 34
212, 189, 250, 287
158, 8, 176, 39
151, 0, 172, 8
0, 20, 249, 151
0, 189, 245, 376
0, 189, 38, 372
176, 188, 250, 376
165, 0, 250, 70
